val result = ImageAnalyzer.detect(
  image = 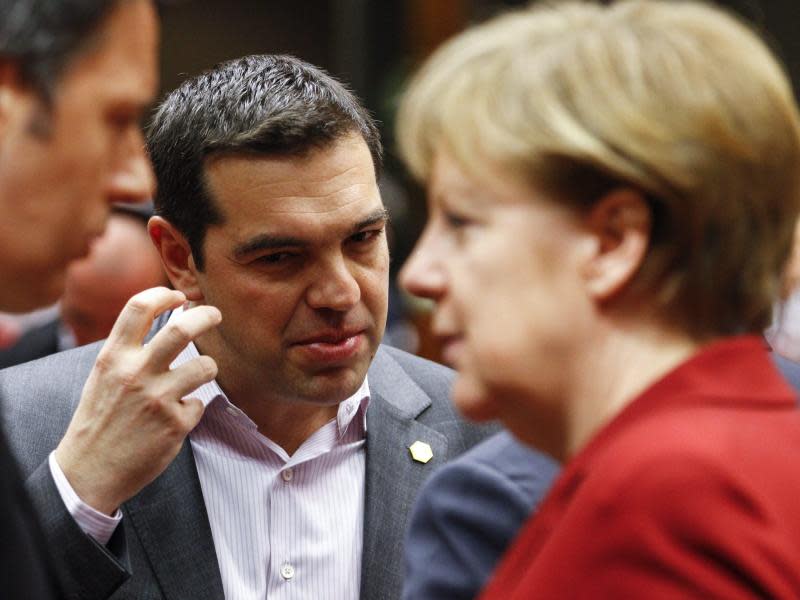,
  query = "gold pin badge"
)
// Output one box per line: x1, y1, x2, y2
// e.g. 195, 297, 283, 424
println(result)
409, 440, 433, 464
